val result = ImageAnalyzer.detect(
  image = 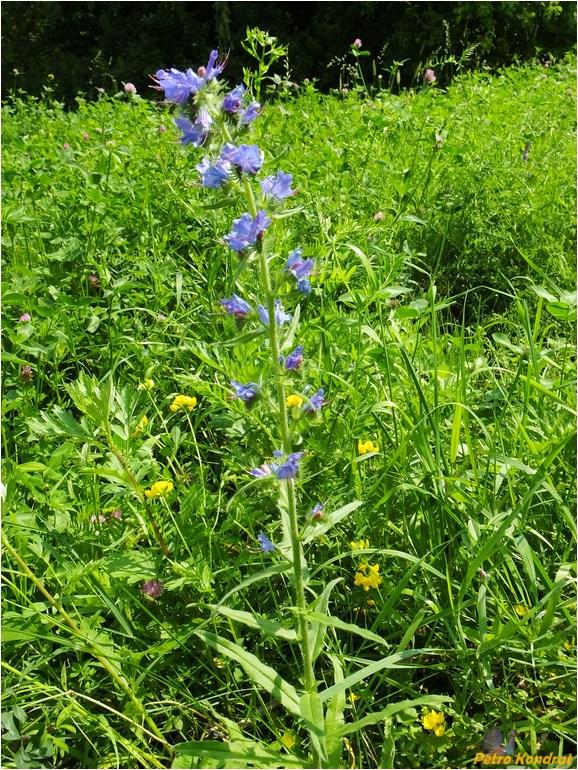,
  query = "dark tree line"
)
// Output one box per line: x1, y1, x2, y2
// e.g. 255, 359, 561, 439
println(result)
1, 1, 576, 102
